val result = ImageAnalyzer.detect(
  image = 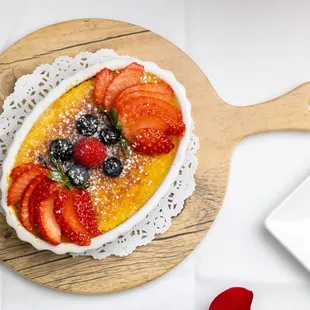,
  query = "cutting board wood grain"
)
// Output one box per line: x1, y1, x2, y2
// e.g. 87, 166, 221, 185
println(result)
1, 19, 310, 294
